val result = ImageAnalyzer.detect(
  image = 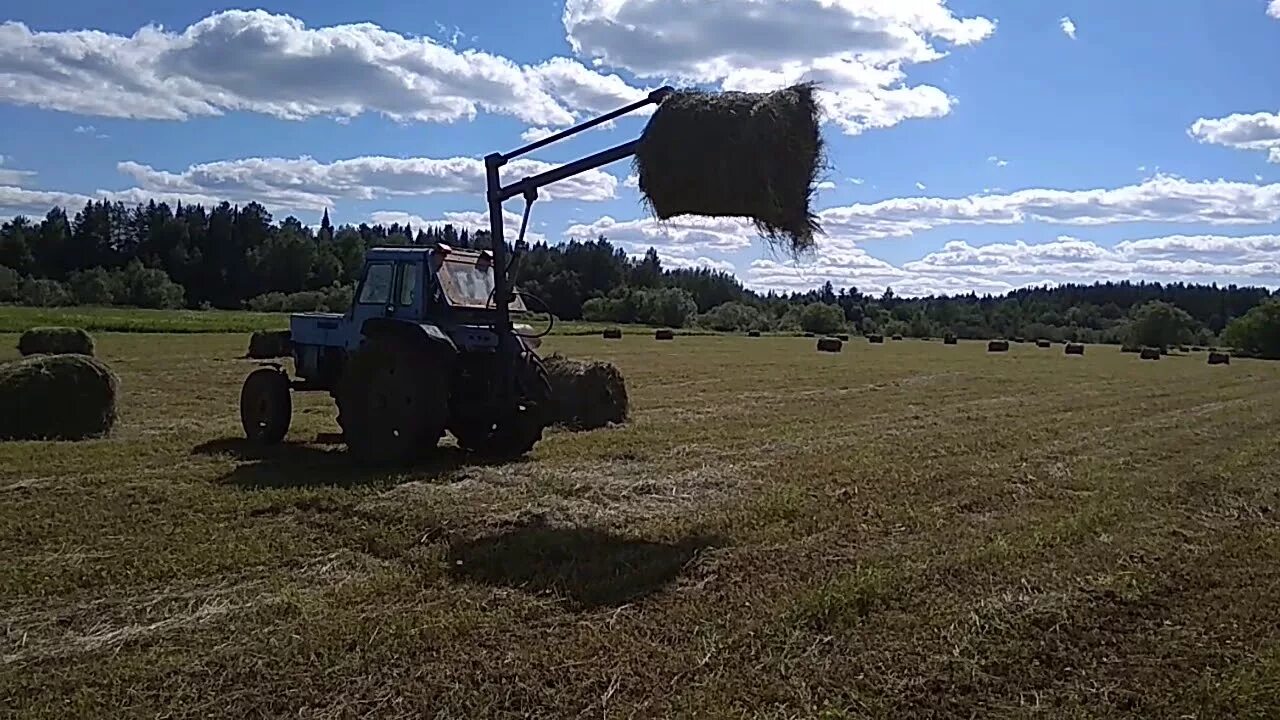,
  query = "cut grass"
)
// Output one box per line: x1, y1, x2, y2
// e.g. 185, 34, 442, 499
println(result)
2, 334, 1280, 717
